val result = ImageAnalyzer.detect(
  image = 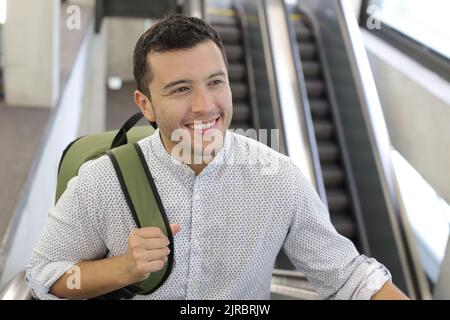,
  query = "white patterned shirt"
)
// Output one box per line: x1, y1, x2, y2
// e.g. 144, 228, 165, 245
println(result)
25, 129, 391, 300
